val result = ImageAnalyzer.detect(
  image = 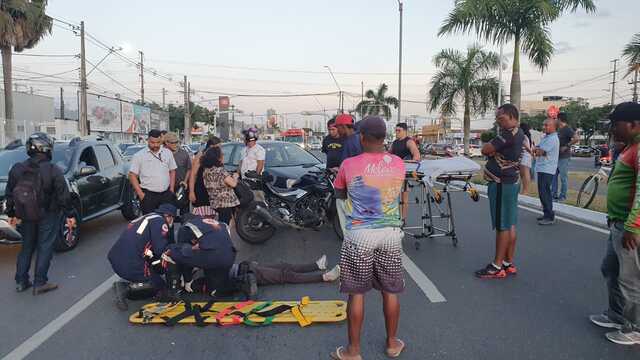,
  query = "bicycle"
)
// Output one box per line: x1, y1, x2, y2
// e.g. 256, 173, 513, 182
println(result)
576, 166, 611, 209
